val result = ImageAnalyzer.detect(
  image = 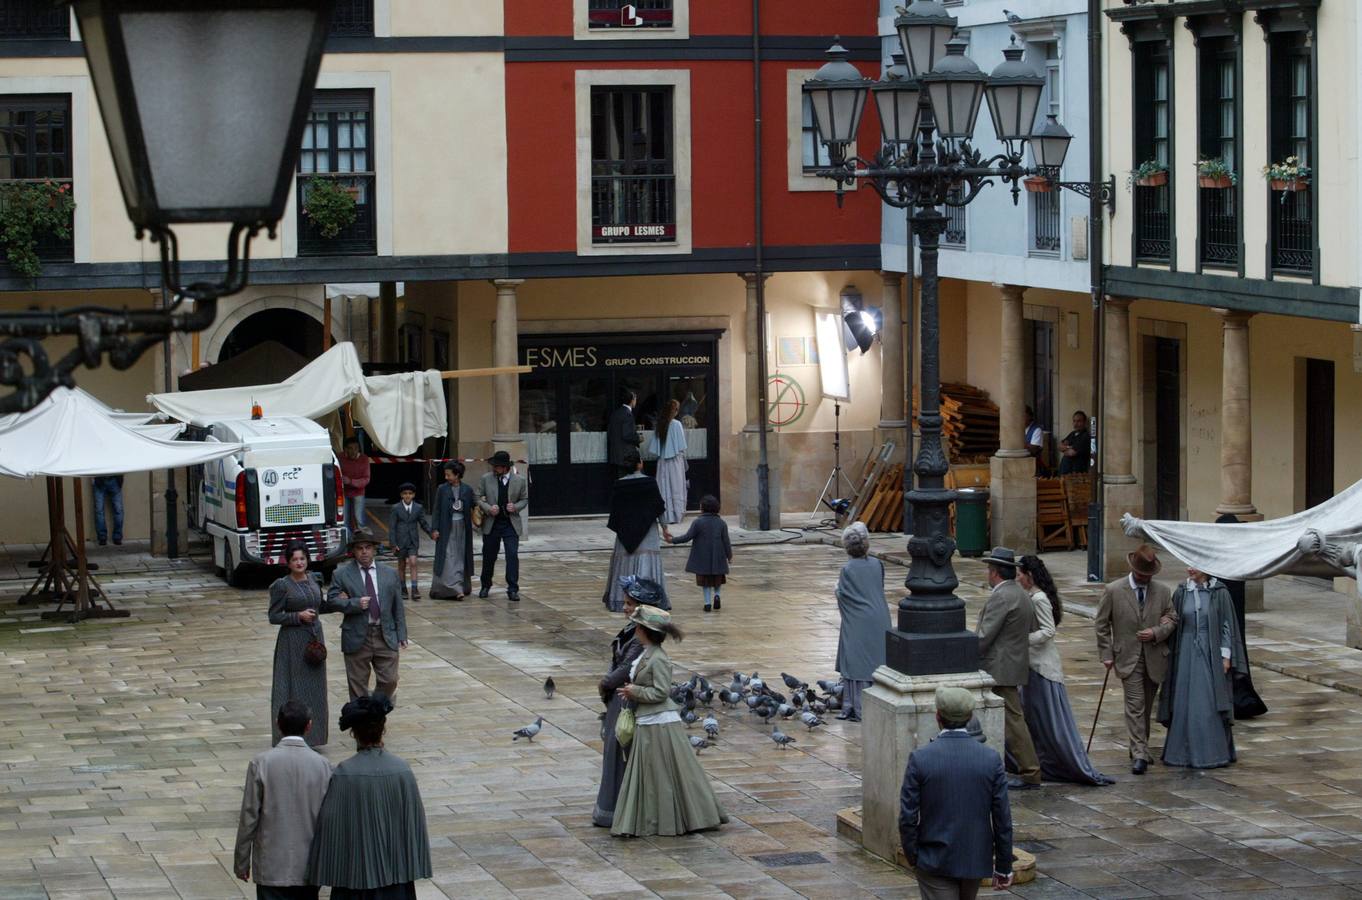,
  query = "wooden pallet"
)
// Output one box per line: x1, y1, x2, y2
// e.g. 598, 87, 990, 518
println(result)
1062, 474, 1092, 549
860, 463, 905, 532
845, 443, 896, 526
